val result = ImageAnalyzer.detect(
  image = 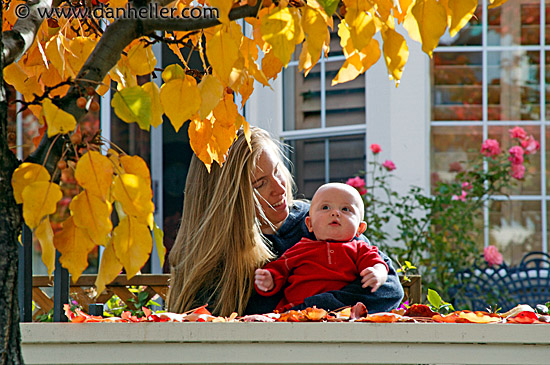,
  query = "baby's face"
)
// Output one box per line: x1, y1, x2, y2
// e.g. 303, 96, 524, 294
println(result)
306, 185, 364, 242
